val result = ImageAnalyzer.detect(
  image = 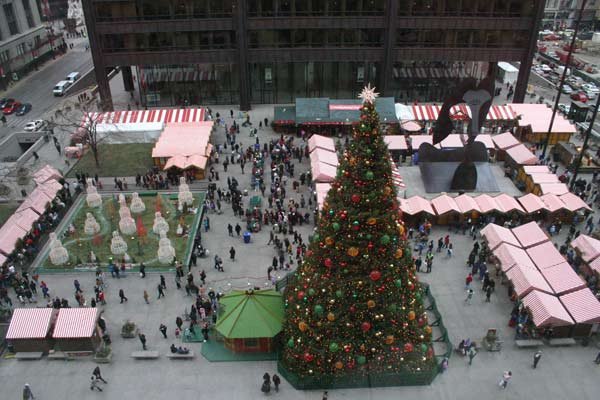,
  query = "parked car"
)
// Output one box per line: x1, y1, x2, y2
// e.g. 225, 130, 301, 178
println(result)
571, 92, 588, 102
3, 101, 22, 114
24, 120, 46, 132
584, 89, 597, 100
15, 103, 32, 116
558, 104, 570, 115
547, 51, 558, 59
540, 64, 552, 73
0, 98, 15, 109
581, 83, 599, 93
561, 84, 573, 94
